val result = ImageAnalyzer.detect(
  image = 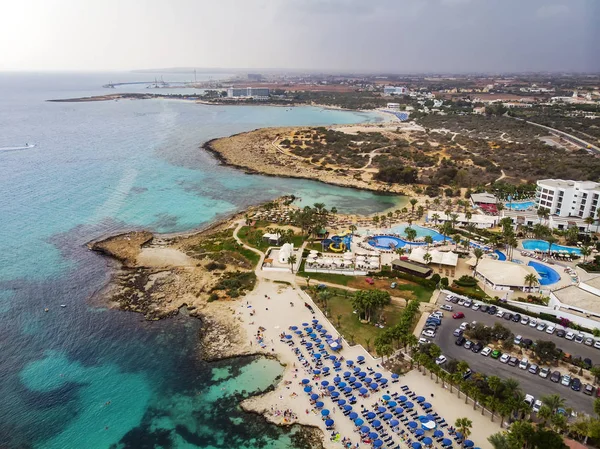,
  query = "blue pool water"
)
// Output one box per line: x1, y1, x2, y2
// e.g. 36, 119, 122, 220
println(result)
386, 225, 445, 242
505, 201, 535, 210
522, 239, 582, 255
527, 261, 561, 285
494, 250, 507, 261
368, 235, 411, 249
